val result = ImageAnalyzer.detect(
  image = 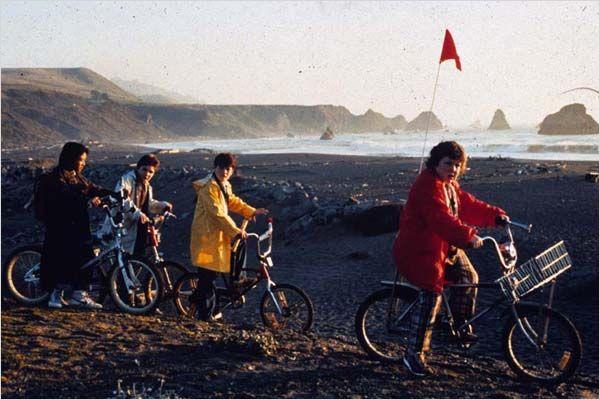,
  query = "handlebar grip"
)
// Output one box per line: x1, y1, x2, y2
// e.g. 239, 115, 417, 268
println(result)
510, 220, 532, 233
